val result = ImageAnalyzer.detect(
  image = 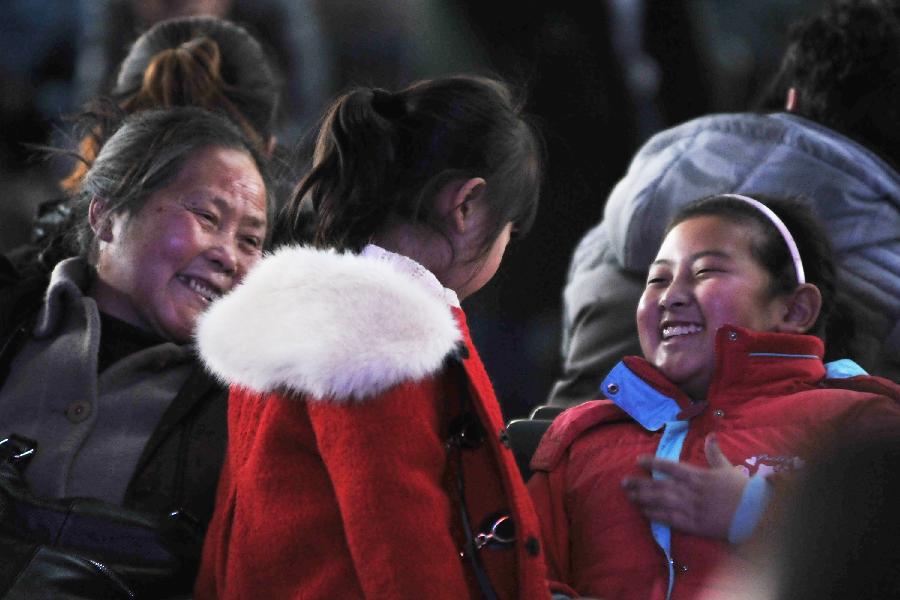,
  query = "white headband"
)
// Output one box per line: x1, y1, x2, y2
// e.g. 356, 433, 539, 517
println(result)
720, 194, 806, 285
